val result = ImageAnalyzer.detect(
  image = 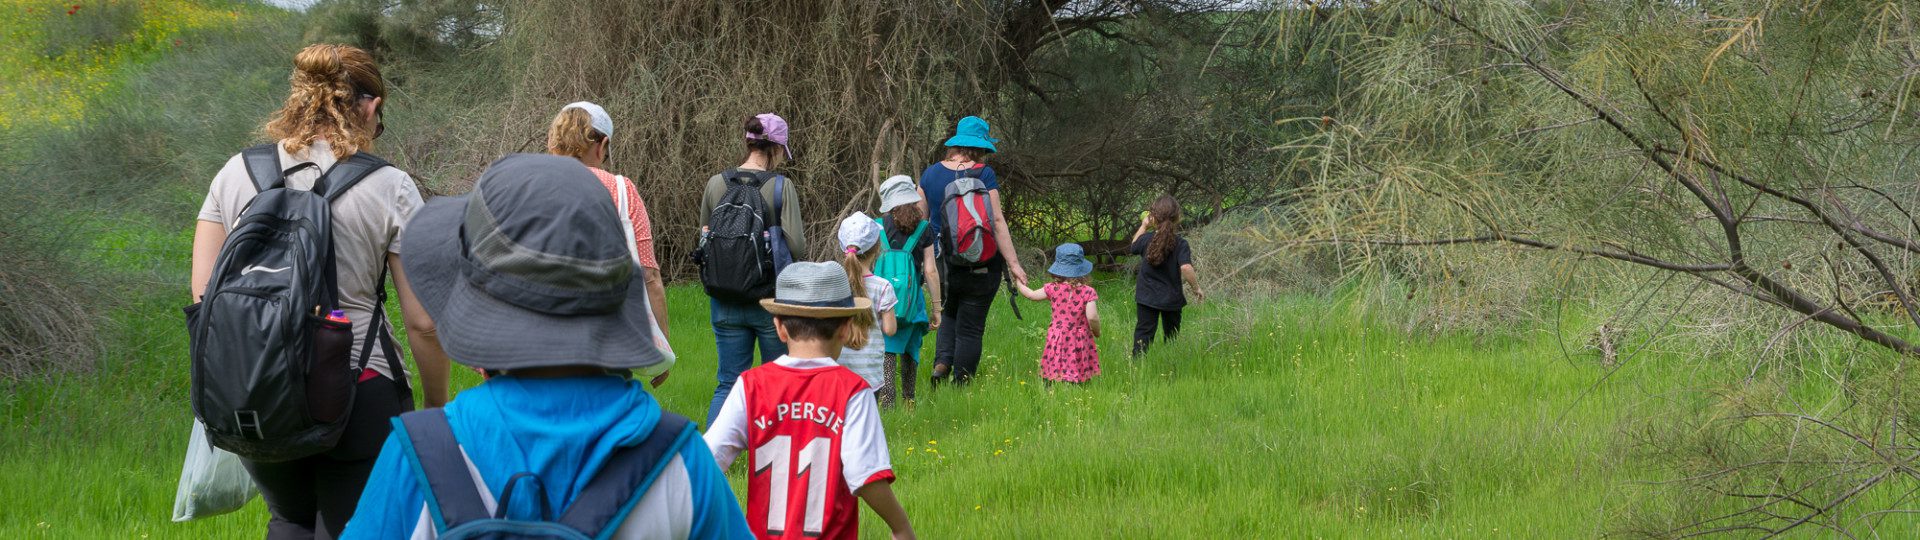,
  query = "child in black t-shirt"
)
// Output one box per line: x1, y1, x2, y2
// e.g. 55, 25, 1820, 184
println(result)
1128, 195, 1205, 356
